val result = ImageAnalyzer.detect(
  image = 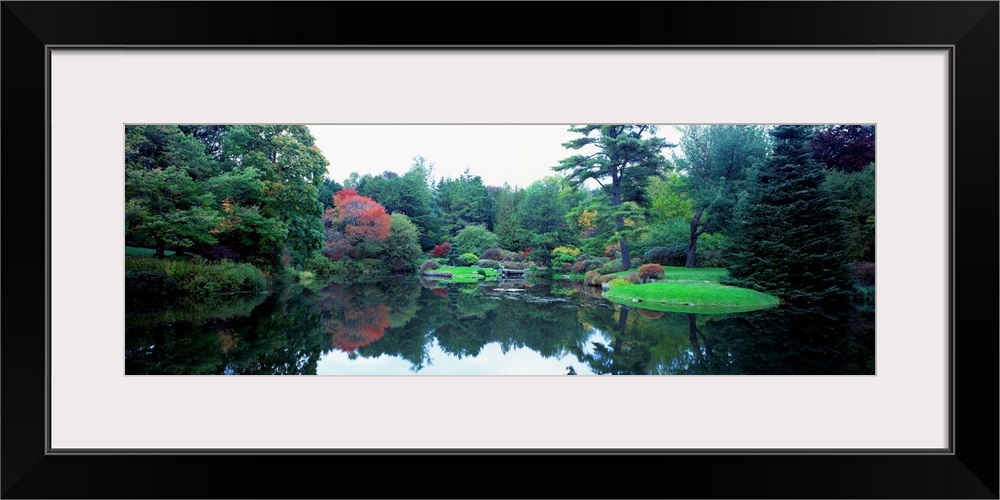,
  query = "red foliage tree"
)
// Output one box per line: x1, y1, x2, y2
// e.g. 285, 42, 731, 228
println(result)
323, 189, 391, 259
318, 284, 392, 352
810, 125, 875, 173
638, 263, 665, 282
431, 242, 451, 257
331, 304, 391, 352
